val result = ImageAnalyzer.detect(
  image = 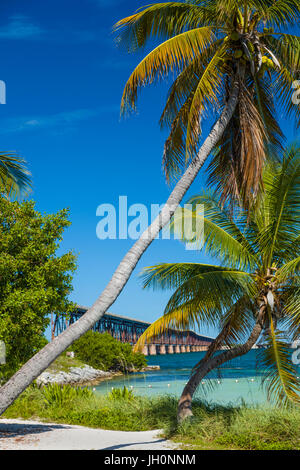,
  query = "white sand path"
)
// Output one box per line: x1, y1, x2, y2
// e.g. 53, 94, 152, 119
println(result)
0, 418, 177, 450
